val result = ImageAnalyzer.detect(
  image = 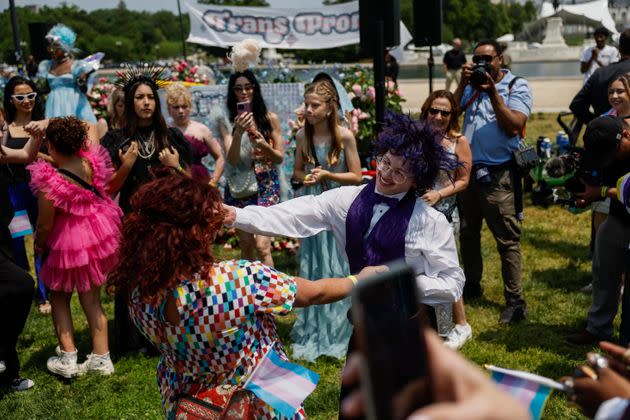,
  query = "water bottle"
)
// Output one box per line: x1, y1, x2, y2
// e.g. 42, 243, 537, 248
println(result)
541, 138, 553, 159
556, 131, 569, 156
